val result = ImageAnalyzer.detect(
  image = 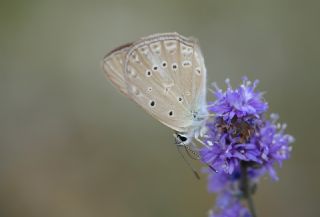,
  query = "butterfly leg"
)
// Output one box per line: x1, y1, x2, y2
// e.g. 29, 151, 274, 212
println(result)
184, 142, 201, 160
